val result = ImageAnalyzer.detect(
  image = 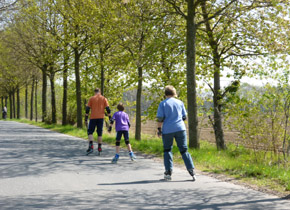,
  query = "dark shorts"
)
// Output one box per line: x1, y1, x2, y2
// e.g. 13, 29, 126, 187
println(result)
88, 119, 104, 136
116, 130, 129, 141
